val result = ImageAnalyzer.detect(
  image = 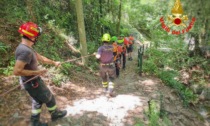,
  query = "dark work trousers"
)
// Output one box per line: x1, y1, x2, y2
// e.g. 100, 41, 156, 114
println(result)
121, 52, 126, 69
99, 64, 116, 82
114, 59, 121, 77
23, 77, 56, 115
127, 45, 133, 53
